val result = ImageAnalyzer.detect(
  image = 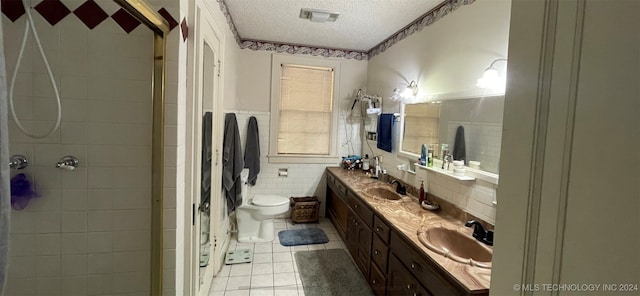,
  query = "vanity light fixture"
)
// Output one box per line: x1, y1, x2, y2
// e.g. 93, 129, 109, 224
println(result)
299, 8, 340, 23
477, 58, 507, 91
390, 80, 418, 103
